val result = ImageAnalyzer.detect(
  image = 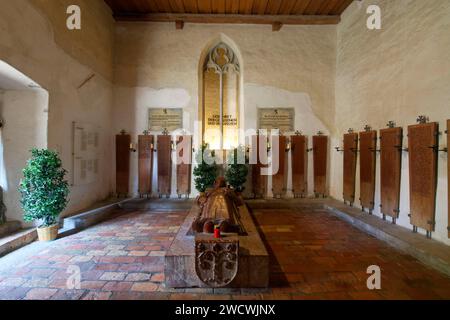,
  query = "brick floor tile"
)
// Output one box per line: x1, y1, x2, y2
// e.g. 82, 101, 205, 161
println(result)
125, 273, 151, 282
24, 288, 58, 300
131, 282, 158, 292
82, 291, 112, 300
150, 273, 164, 282
51, 289, 86, 300
102, 281, 133, 292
